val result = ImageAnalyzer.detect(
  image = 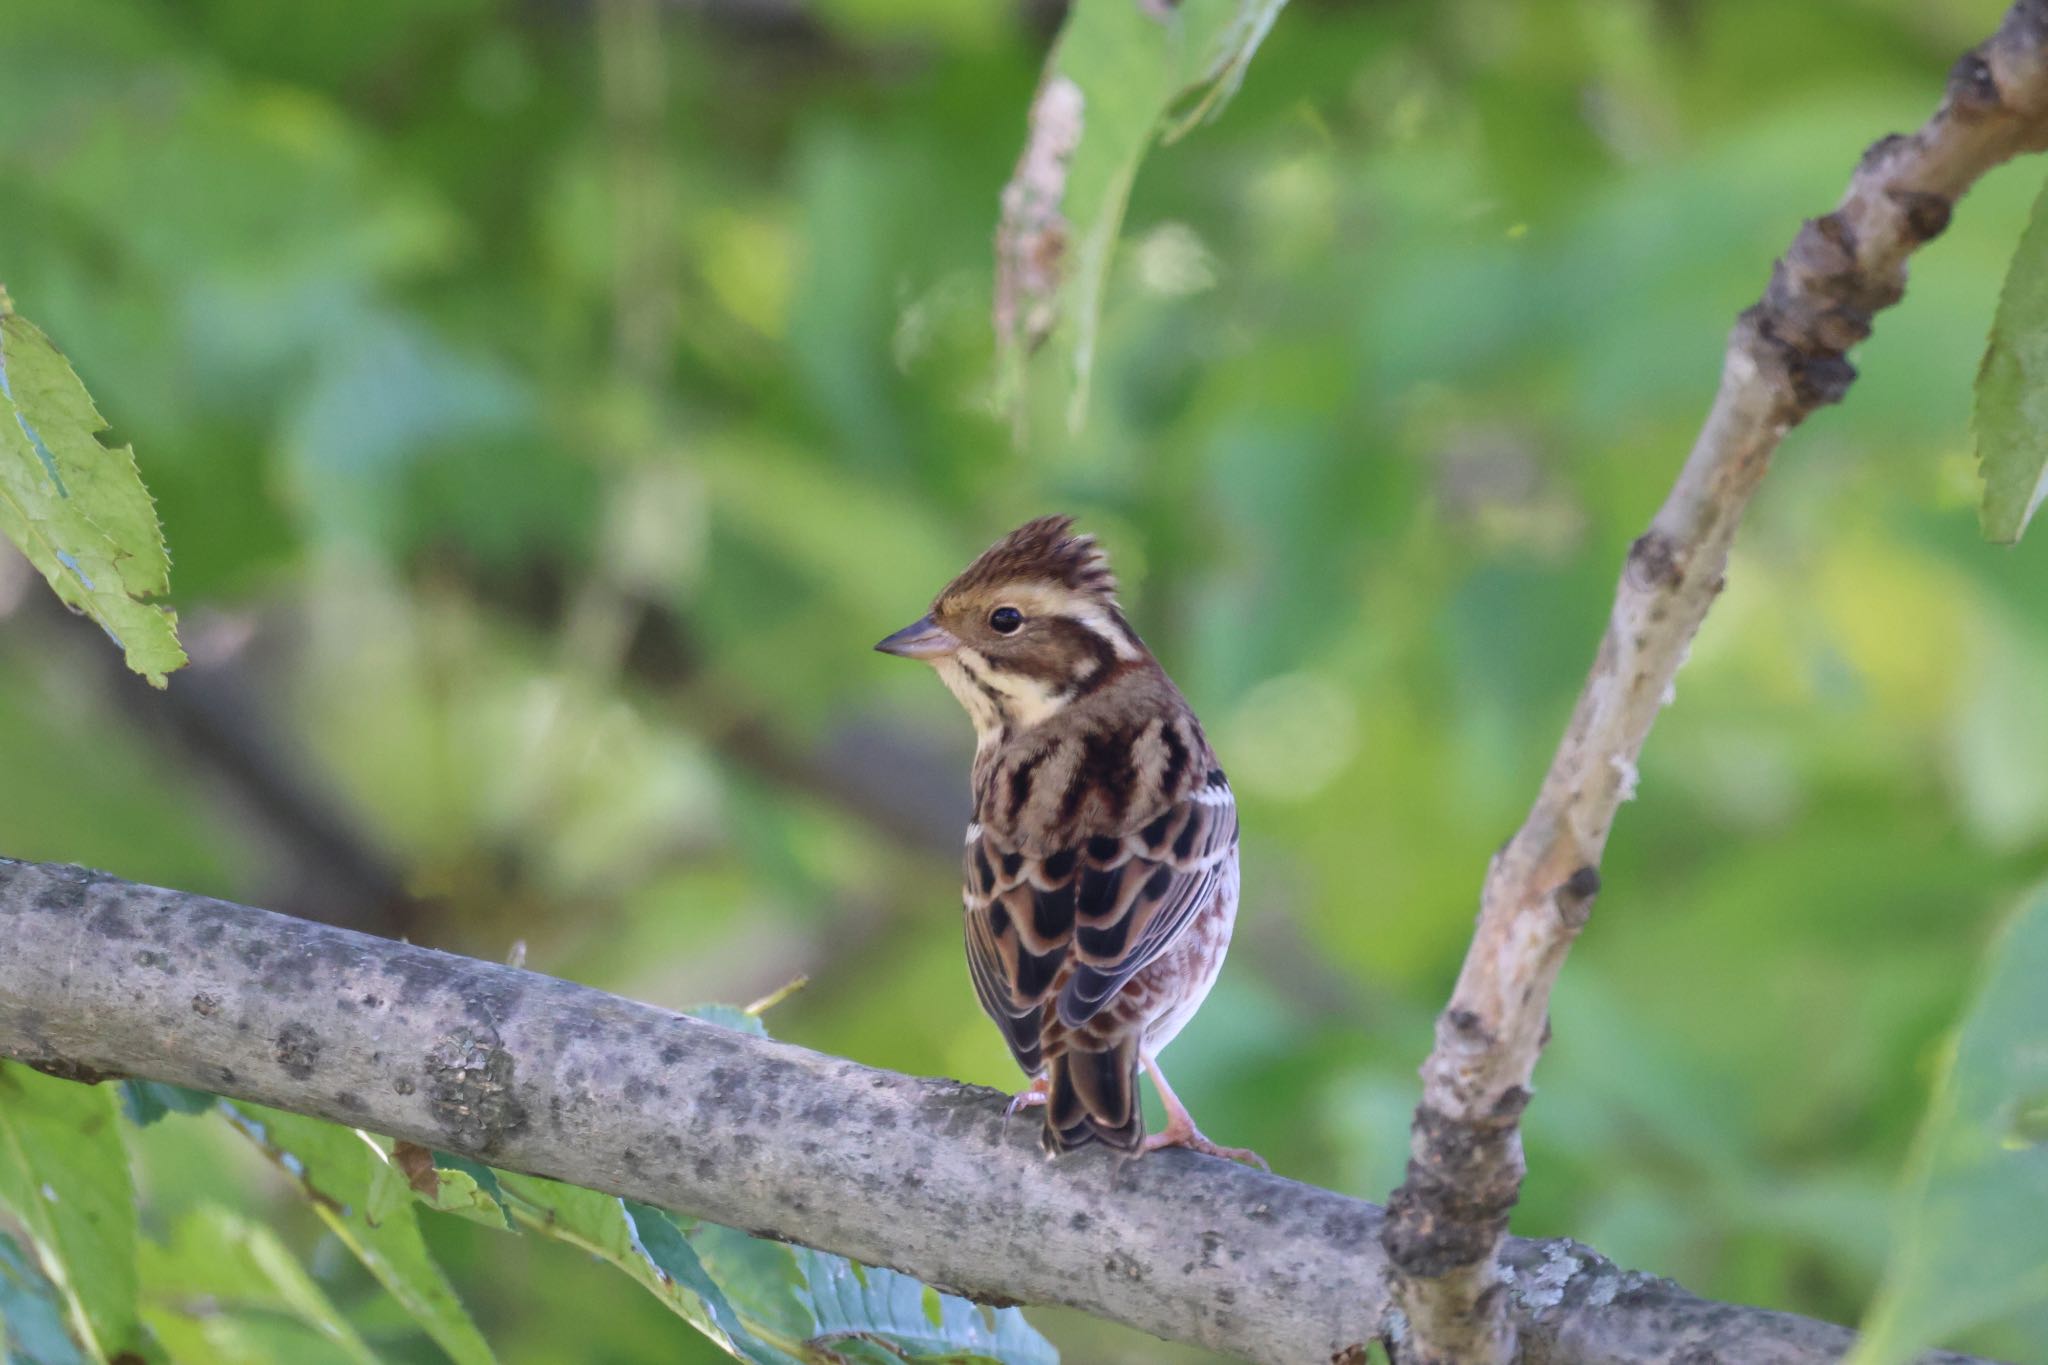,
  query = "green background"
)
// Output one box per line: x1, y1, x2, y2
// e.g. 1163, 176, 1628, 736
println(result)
1, 0, 2044, 1360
